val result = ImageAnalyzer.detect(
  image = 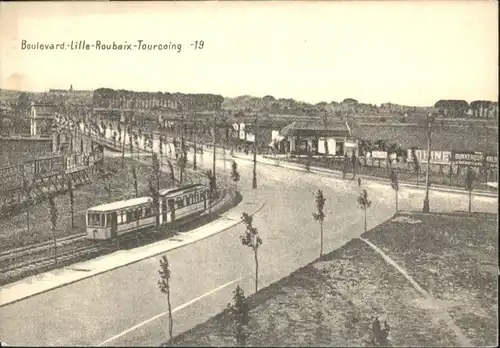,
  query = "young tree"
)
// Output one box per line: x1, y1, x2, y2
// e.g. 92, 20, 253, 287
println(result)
240, 212, 263, 293
231, 160, 240, 191
306, 150, 312, 173
389, 169, 399, 213
312, 190, 326, 258
159, 135, 164, 166
22, 176, 33, 234
365, 317, 391, 347
120, 124, 126, 169
357, 189, 372, 233
206, 170, 216, 214
342, 154, 349, 179
67, 176, 75, 229
410, 147, 420, 186
252, 140, 258, 189
465, 166, 475, 213
131, 165, 139, 198
227, 285, 250, 346
167, 160, 176, 186
48, 194, 58, 265
192, 124, 198, 170
158, 255, 174, 341
129, 133, 134, 159
98, 166, 113, 197
178, 147, 188, 184
133, 132, 140, 159
148, 153, 161, 227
